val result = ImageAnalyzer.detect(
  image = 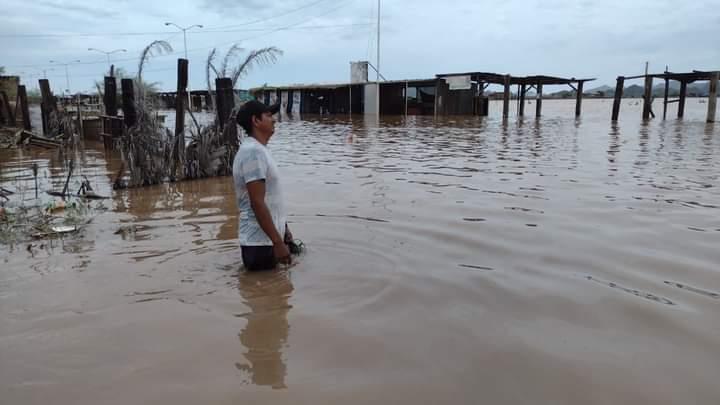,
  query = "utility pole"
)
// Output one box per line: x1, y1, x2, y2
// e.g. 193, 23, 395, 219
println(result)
376, 0, 381, 117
